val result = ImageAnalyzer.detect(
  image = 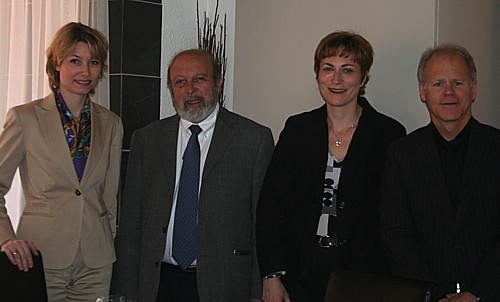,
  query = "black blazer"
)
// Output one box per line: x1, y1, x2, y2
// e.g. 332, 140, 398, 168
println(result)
256, 97, 406, 278
380, 118, 500, 300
